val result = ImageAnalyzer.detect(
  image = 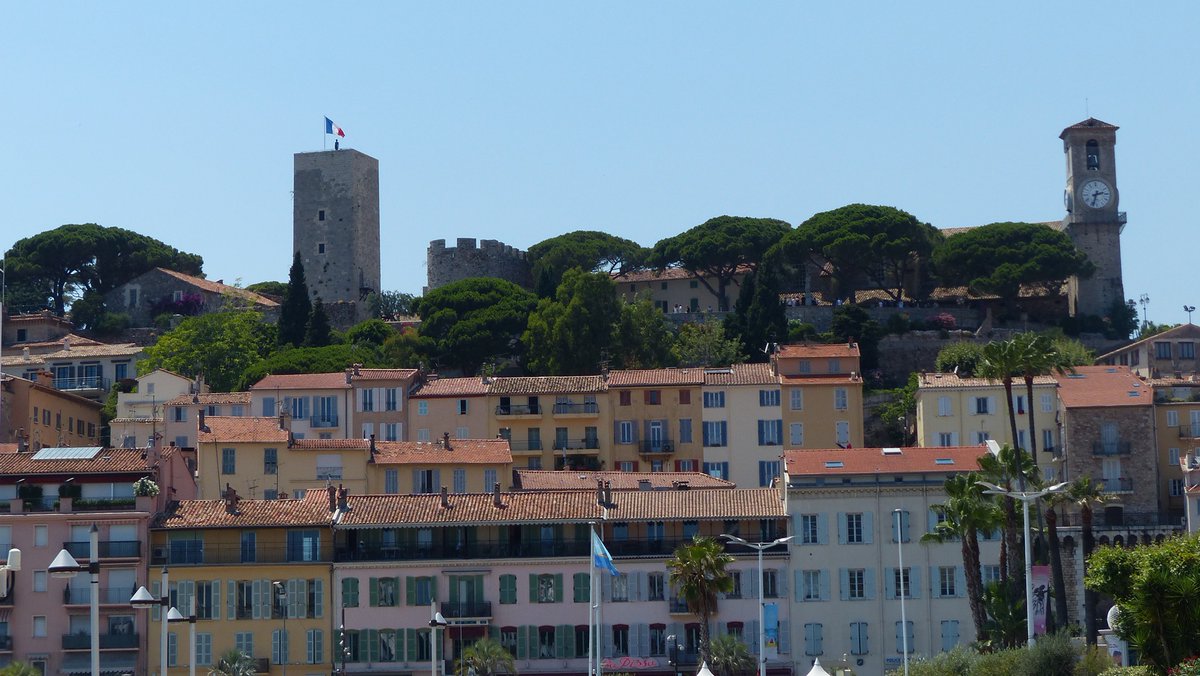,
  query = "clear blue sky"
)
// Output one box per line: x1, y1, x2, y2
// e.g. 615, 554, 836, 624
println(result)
4, 2, 1197, 325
